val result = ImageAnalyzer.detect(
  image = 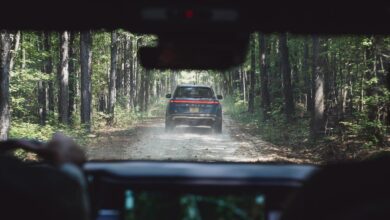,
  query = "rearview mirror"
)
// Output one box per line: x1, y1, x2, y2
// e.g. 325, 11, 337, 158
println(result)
217, 95, 223, 100
139, 33, 249, 70
165, 94, 172, 98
